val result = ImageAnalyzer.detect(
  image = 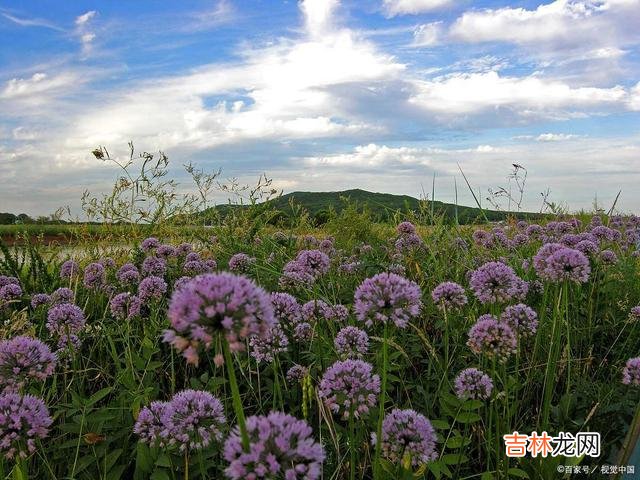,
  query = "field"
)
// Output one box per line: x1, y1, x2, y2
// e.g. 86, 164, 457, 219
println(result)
0, 209, 639, 480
